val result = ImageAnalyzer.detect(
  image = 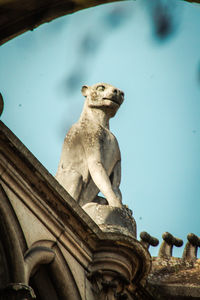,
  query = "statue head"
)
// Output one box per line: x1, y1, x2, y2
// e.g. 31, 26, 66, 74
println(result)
81, 83, 124, 117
